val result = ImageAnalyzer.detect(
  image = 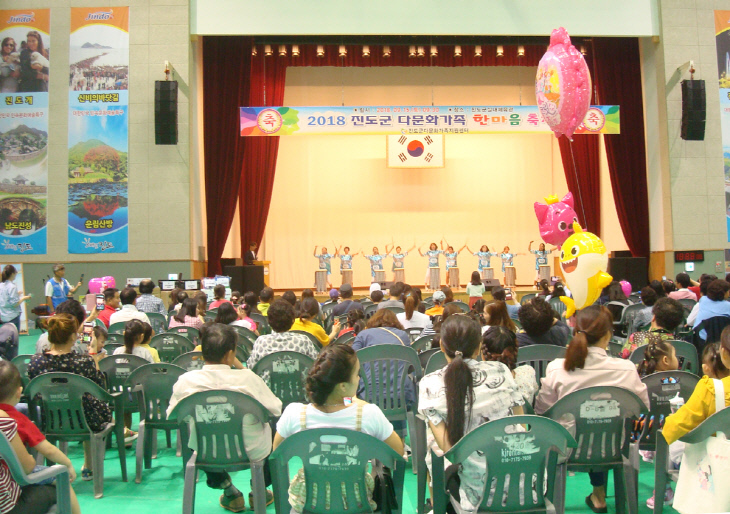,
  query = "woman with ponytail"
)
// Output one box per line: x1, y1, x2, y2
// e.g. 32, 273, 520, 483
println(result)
419, 315, 524, 513
0, 264, 30, 332
534, 305, 649, 513
482, 326, 538, 403
636, 336, 678, 378
396, 293, 431, 329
